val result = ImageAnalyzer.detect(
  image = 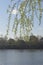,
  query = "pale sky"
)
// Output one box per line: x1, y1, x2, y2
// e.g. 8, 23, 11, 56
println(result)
0, 0, 43, 38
